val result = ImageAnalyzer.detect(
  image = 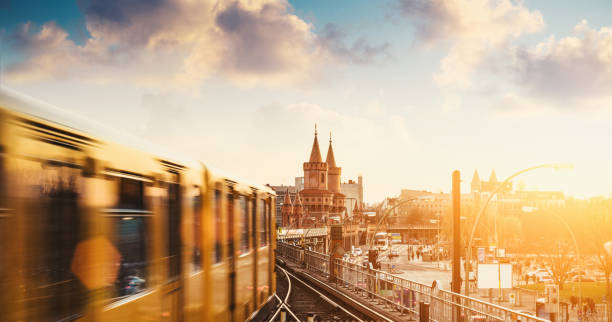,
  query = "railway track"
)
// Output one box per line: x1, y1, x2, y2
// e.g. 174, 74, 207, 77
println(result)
269, 265, 391, 322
